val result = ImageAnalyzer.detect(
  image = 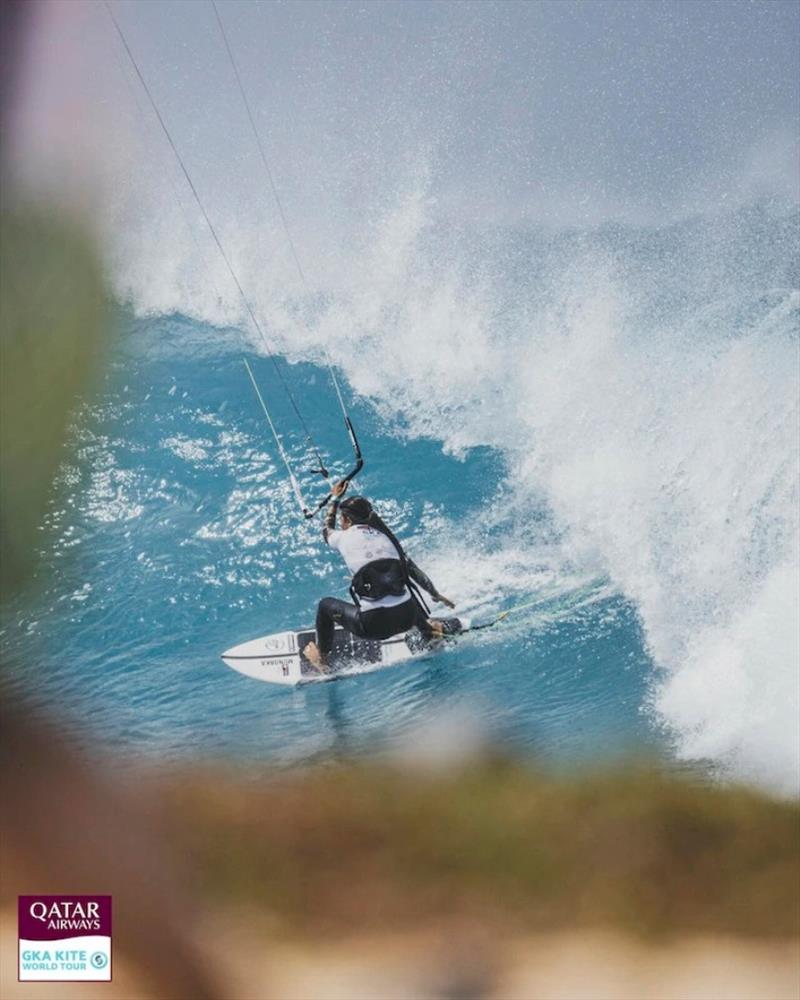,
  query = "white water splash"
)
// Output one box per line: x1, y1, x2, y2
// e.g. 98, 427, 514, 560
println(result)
101, 159, 800, 793
14, 1, 798, 791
